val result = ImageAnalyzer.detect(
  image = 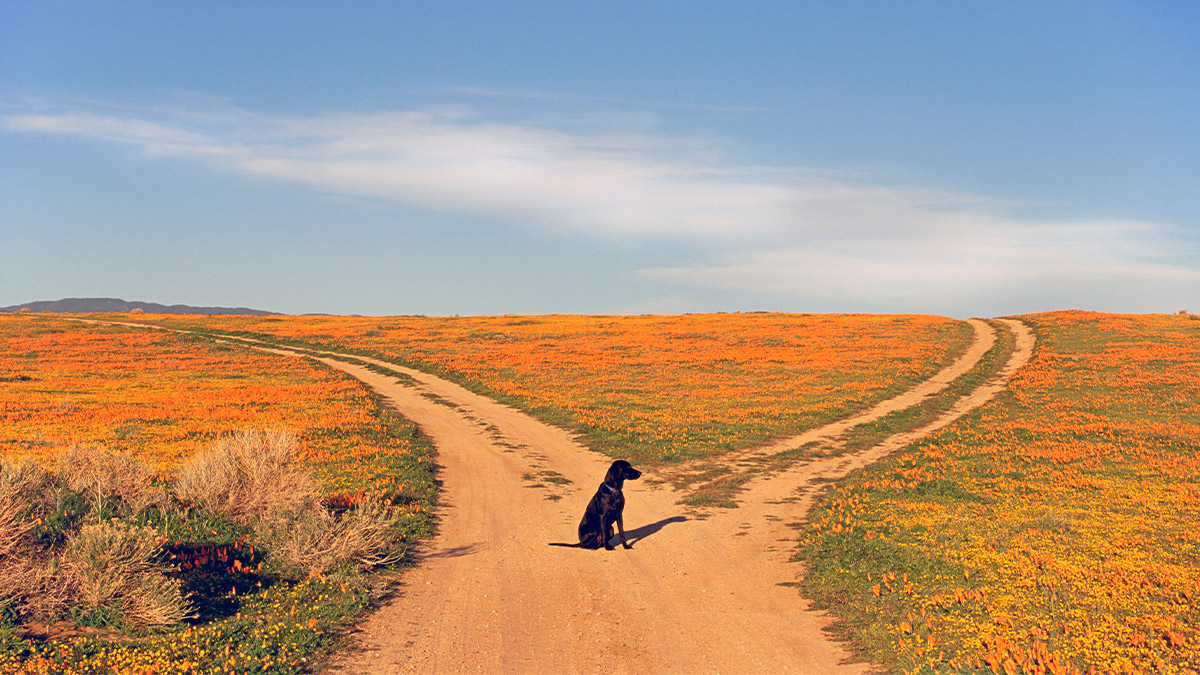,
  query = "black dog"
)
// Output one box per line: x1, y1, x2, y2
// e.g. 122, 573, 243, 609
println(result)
550, 460, 641, 550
